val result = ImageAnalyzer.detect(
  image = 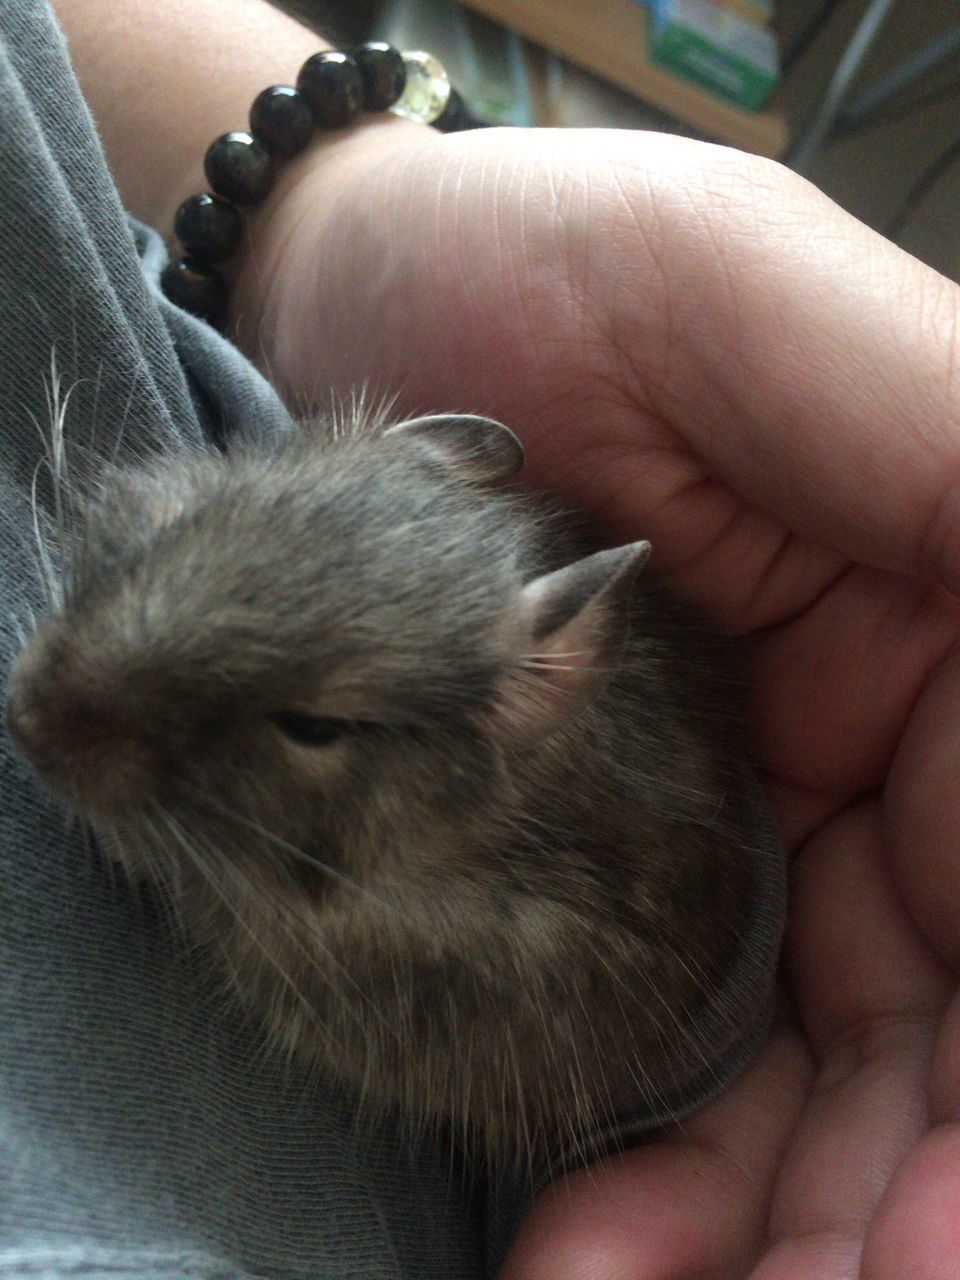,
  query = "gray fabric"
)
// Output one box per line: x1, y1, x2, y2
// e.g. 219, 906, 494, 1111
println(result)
0, 5, 786, 1278
0, 7, 482, 1279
